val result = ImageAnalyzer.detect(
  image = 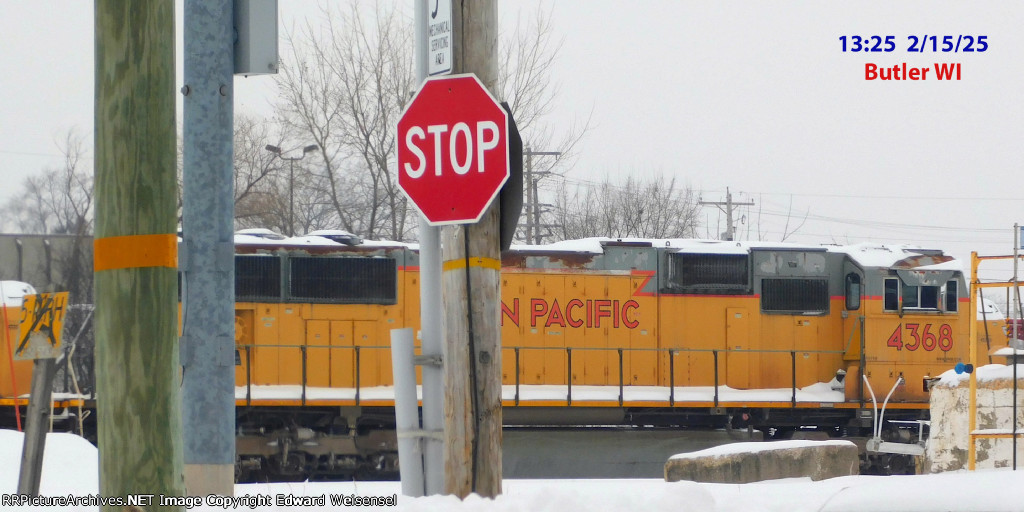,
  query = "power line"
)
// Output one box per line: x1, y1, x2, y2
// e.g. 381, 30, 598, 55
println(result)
0, 150, 61, 158
754, 207, 1008, 233
704, 188, 1024, 202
